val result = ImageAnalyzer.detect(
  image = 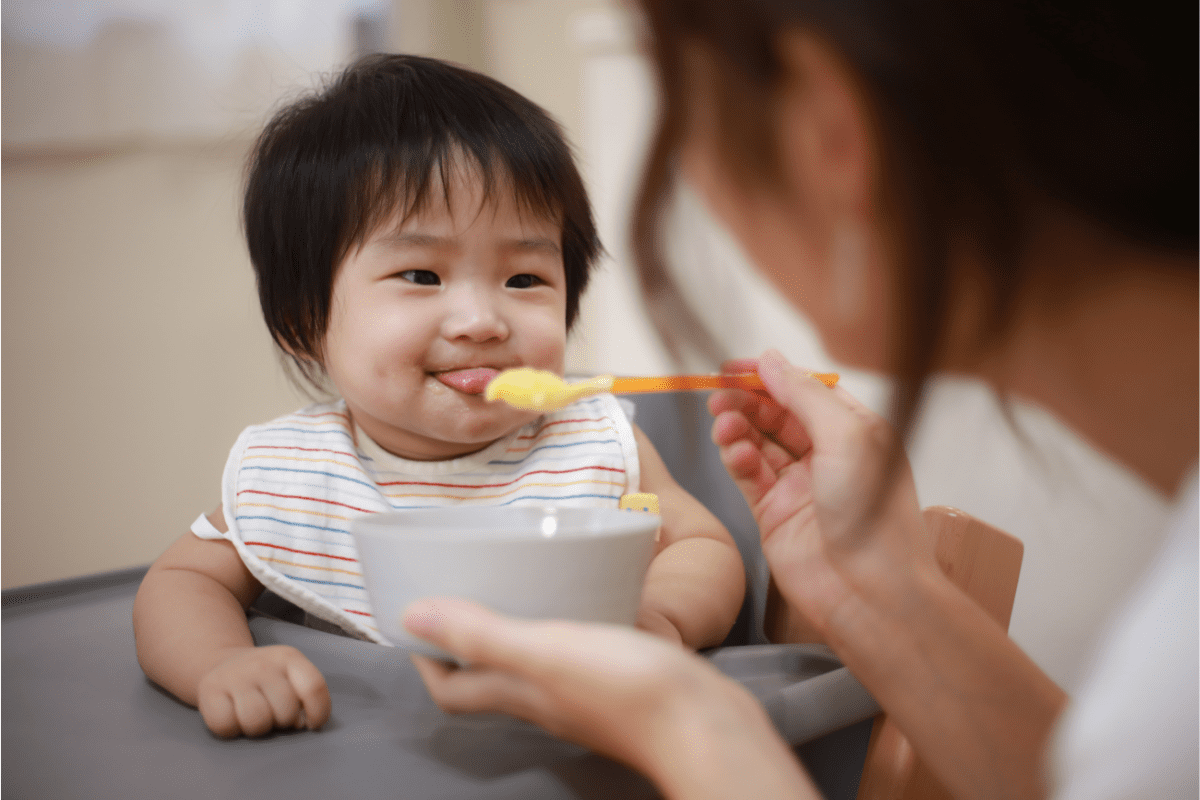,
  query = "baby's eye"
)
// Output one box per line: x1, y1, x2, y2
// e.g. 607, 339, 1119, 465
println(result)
399, 269, 440, 286
506, 274, 542, 289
